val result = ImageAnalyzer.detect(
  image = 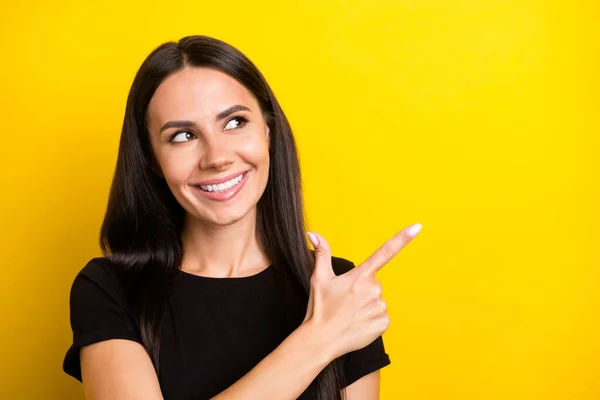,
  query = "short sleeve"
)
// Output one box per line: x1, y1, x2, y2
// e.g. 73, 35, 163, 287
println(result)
63, 258, 144, 382
331, 256, 392, 387
343, 335, 391, 387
